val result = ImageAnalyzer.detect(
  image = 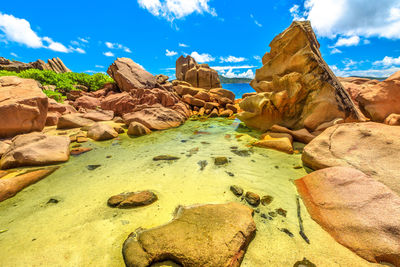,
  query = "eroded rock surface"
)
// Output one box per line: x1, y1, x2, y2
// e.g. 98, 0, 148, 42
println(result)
0, 57, 71, 73
1, 132, 70, 169
107, 191, 157, 208
0, 76, 48, 138
302, 122, 400, 195
295, 167, 400, 266
237, 21, 363, 132
122, 202, 256, 267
